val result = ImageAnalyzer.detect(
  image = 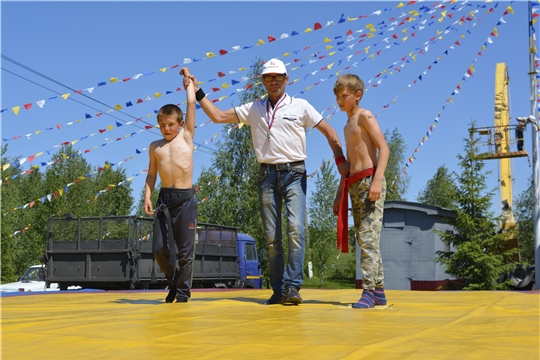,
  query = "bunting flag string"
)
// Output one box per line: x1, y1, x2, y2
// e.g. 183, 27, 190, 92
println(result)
1, 1, 452, 116
9, 225, 31, 238
1, 1, 469, 161
390, 3, 514, 189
